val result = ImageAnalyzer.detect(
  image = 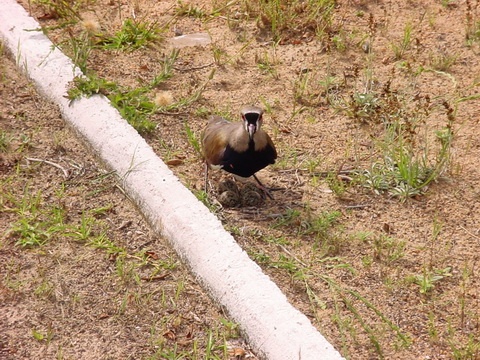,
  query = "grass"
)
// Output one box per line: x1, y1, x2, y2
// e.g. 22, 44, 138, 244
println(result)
293, 68, 342, 108
30, 0, 82, 21
325, 172, 349, 197
174, 1, 208, 19
0, 131, 12, 152
1, 155, 241, 360
3, 185, 121, 251
66, 26, 94, 73
67, 49, 212, 134
262, 207, 412, 357
466, 0, 480, 45
360, 233, 406, 265
256, 48, 280, 78
60, 16, 166, 72
428, 50, 458, 71
109, 87, 158, 133
157, 69, 215, 113
271, 207, 340, 249
335, 77, 456, 200
466, 20, 480, 45
150, 331, 228, 360
66, 51, 176, 134
184, 122, 202, 156
47, 11, 172, 133
411, 266, 452, 294
242, 0, 335, 42
99, 18, 165, 52
5, 189, 66, 247
252, 217, 412, 358
391, 22, 413, 60
152, 49, 179, 87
